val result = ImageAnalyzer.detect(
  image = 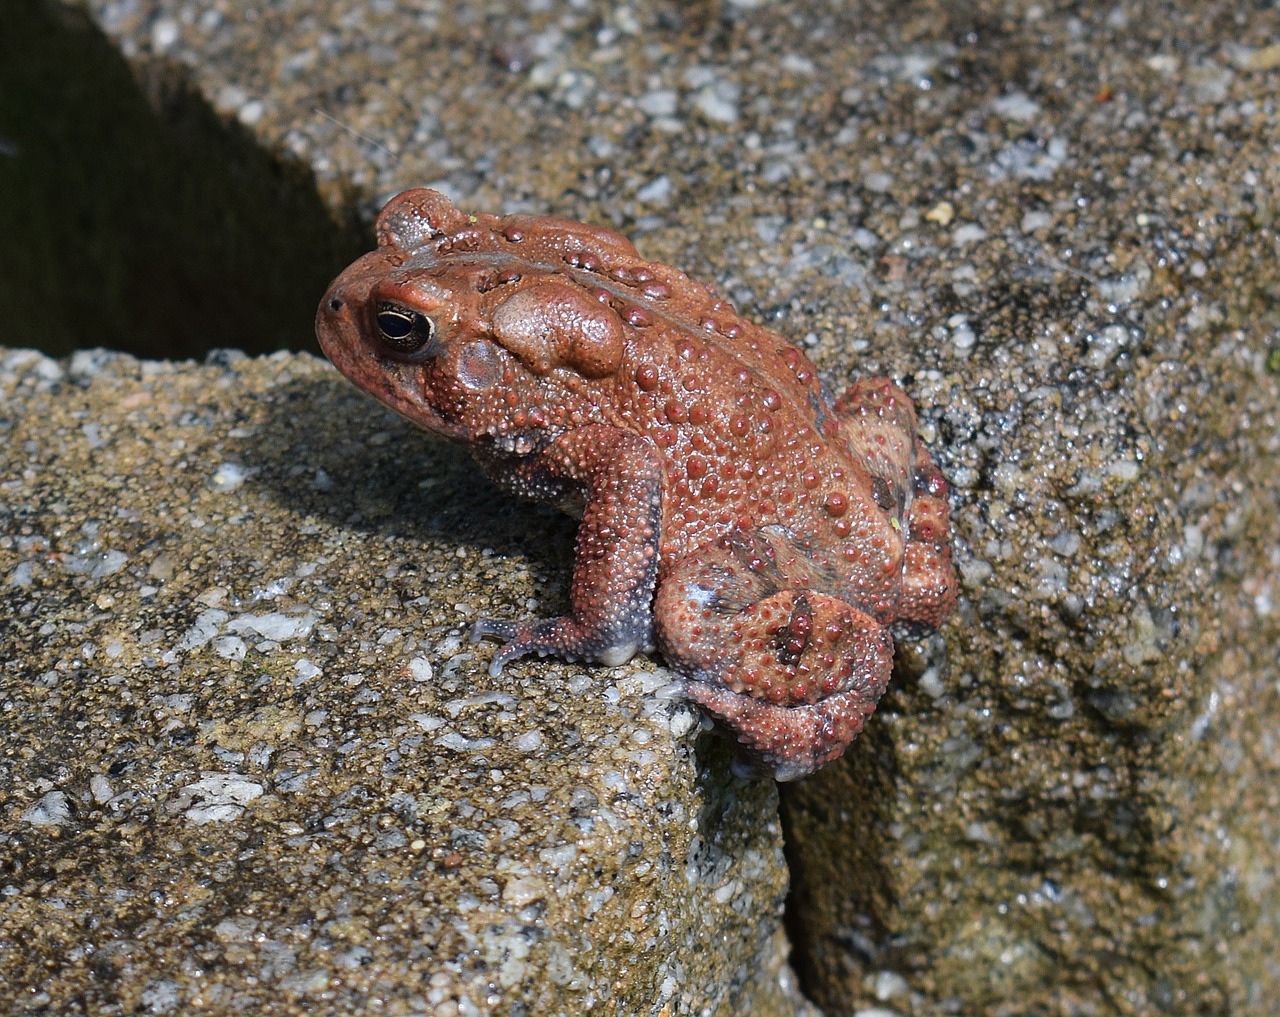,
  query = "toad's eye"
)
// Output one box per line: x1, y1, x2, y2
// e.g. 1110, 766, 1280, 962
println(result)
374, 304, 437, 354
